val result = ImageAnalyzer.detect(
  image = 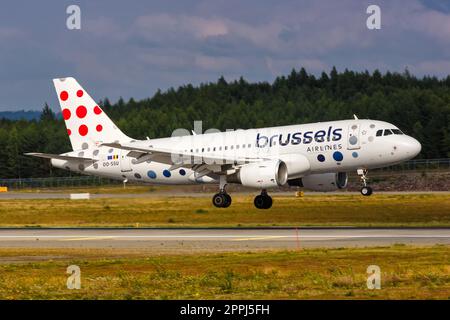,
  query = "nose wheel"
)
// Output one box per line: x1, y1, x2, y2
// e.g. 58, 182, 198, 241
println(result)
360, 186, 373, 196
358, 169, 373, 196
254, 190, 272, 209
